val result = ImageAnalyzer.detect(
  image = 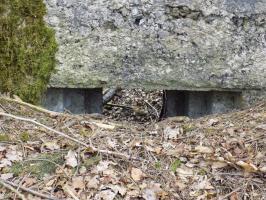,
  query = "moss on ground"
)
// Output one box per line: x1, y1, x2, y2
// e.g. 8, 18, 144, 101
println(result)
0, 0, 57, 104
10, 153, 64, 179
0, 133, 10, 141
